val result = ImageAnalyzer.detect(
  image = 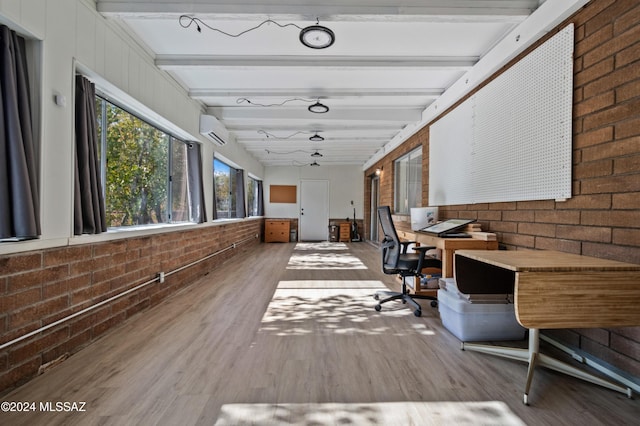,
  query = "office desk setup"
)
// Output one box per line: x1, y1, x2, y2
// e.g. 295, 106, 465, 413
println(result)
454, 249, 640, 404
397, 230, 499, 279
